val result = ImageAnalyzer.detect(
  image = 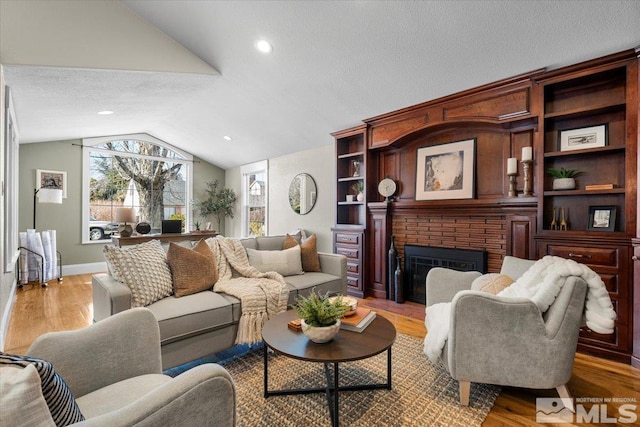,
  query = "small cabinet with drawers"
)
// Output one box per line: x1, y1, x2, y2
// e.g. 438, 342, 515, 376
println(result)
332, 227, 365, 298
537, 237, 632, 362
